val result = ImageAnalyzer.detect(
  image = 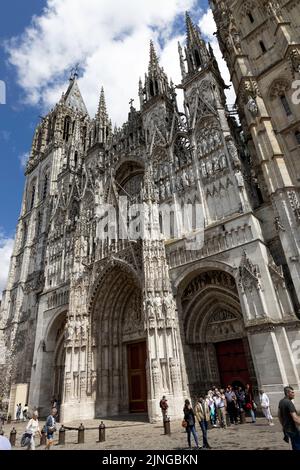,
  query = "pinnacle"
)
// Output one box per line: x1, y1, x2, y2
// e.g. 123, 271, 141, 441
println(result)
185, 11, 201, 45
97, 86, 108, 121
149, 40, 159, 70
